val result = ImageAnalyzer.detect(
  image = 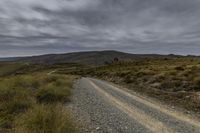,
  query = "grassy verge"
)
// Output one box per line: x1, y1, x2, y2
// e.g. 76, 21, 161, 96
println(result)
15, 104, 76, 133
0, 72, 77, 133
